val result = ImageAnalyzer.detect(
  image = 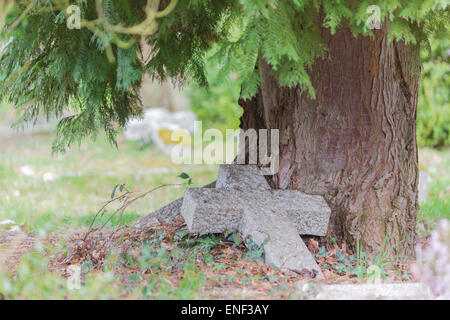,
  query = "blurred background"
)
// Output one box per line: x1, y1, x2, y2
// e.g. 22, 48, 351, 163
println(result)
0, 38, 448, 238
